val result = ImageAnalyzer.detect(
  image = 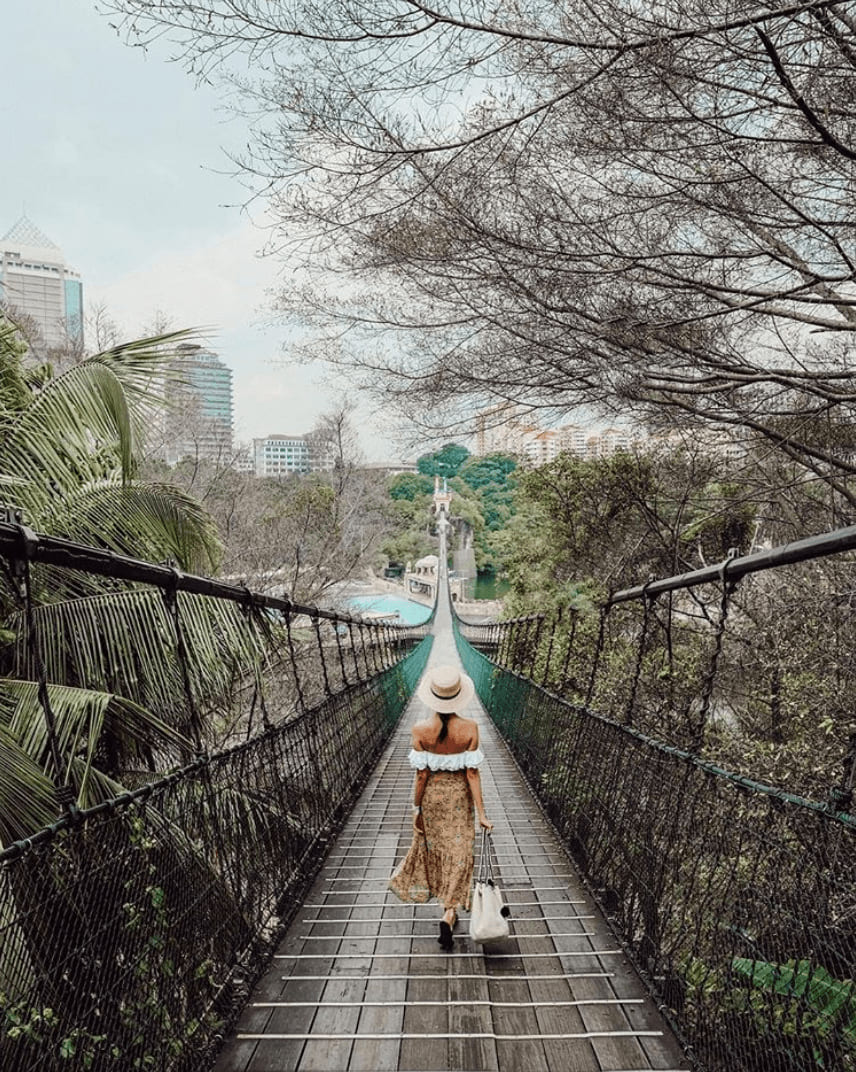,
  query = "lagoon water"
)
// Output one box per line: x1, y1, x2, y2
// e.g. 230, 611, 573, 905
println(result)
347, 594, 432, 626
